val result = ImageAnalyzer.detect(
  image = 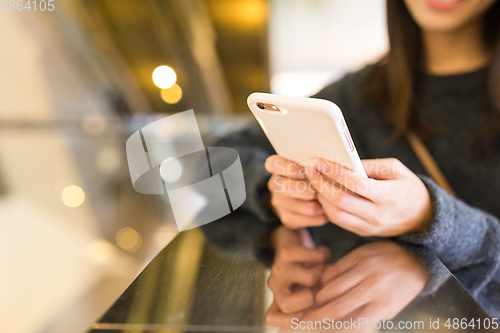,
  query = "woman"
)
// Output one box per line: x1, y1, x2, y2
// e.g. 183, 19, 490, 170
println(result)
218, 0, 500, 317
